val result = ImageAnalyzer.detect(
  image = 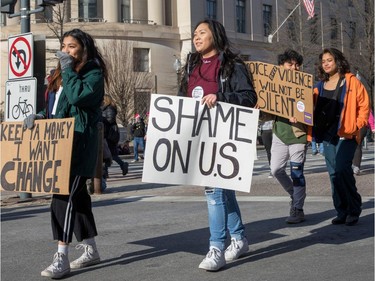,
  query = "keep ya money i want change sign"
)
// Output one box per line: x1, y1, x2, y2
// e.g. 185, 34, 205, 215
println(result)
0, 118, 74, 195
142, 94, 259, 193
246, 61, 314, 125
